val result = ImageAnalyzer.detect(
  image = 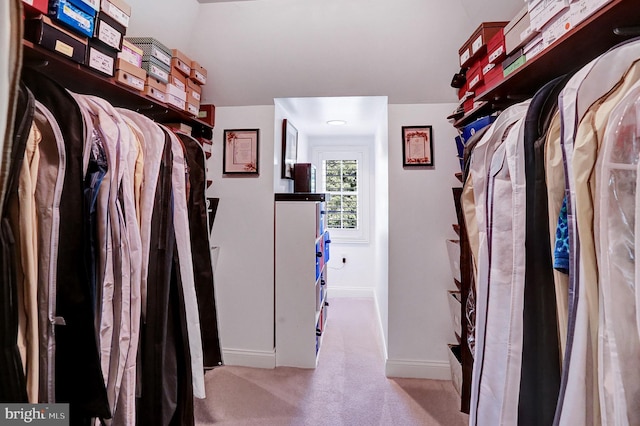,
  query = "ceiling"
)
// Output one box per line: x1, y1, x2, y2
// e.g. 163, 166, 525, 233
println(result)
275, 96, 388, 136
